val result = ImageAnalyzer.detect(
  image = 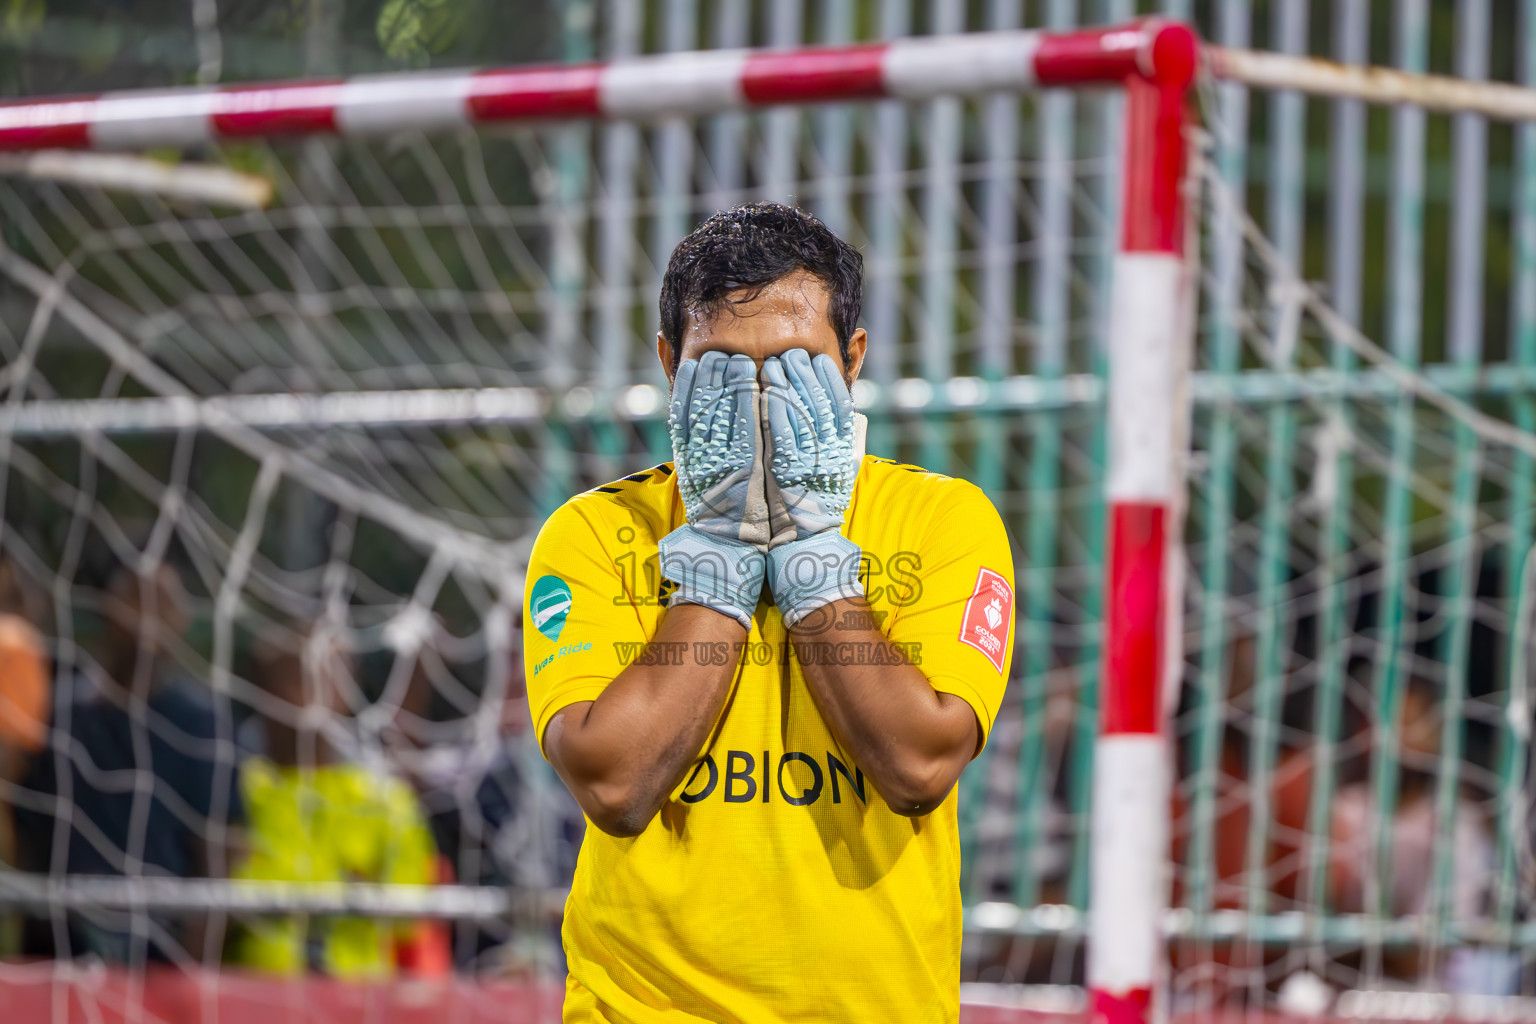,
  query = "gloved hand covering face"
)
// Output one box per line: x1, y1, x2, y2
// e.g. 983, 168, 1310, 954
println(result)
660, 351, 769, 628
759, 349, 865, 628
669, 350, 771, 548
760, 349, 859, 543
